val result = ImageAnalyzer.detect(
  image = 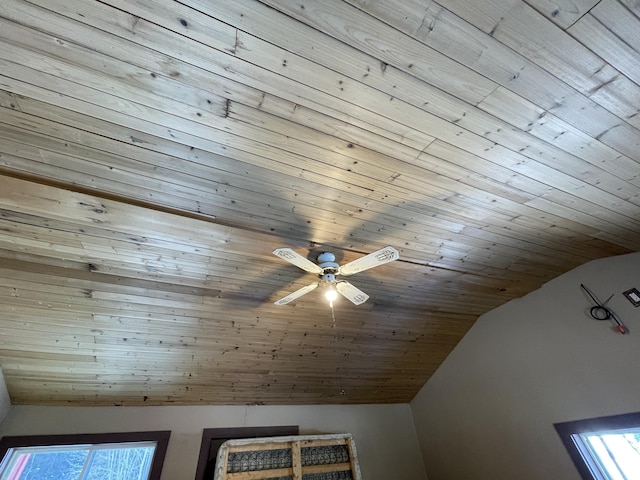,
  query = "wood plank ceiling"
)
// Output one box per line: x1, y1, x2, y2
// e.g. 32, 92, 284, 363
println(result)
0, 0, 639, 406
